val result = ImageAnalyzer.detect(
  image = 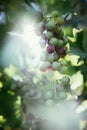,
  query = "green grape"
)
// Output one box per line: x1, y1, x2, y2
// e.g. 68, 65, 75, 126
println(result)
46, 20, 56, 31
59, 66, 68, 74
40, 61, 51, 72
51, 10, 60, 18
57, 40, 64, 47
53, 52, 60, 60
56, 17, 64, 26
20, 85, 29, 94
60, 76, 70, 86
46, 53, 55, 63
40, 52, 46, 61
24, 90, 35, 99
45, 31, 53, 39
60, 60, 67, 66
52, 61, 61, 70
56, 27, 62, 34
55, 83, 63, 91
35, 22, 45, 36
58, 91, 67, 100
45, 91, 53, 99
39, 38, 46, 48
58, 29, 64, 39
49, 37, 58, 45
45, 99, 53, 106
